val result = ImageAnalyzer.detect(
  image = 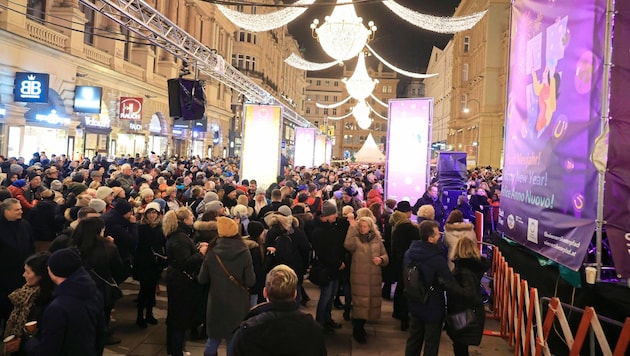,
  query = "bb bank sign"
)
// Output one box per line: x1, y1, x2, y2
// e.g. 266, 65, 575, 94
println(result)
119, 97, 143, 120
14, 72, 49, 103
